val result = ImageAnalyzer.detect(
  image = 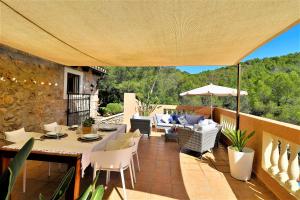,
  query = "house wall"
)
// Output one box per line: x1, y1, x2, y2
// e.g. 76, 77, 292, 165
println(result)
0, 44, 100, 135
